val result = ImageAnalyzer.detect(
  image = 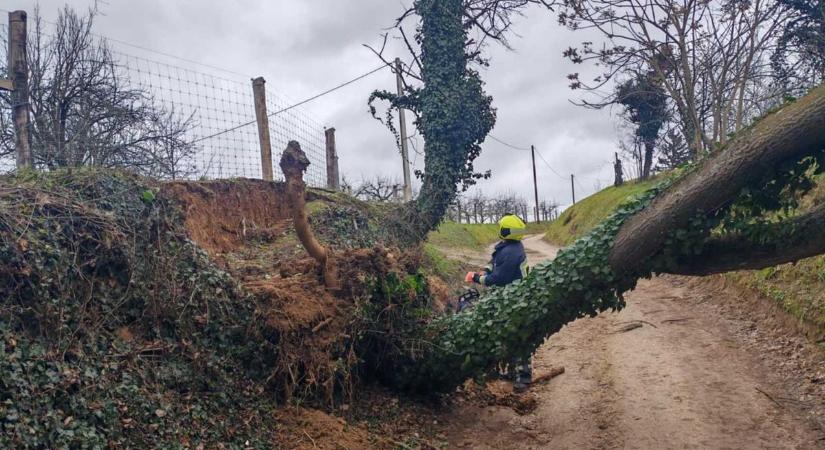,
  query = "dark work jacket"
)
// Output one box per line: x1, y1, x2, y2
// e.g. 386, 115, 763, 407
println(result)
483, 240, 527, 287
